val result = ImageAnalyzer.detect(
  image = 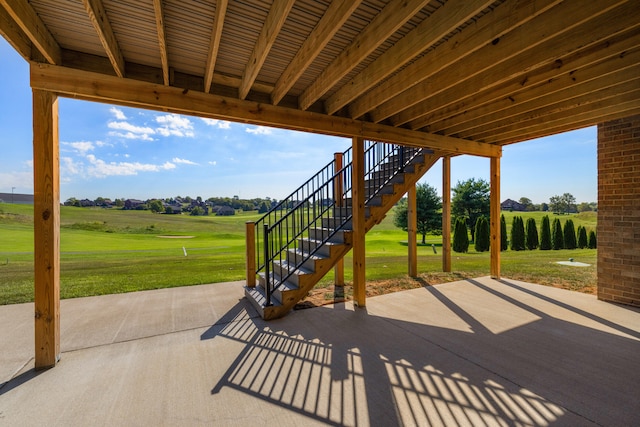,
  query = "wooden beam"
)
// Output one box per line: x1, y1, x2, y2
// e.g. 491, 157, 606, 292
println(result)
469, 78, 640, 141
152, 0, 169, 85
271, 0, 361, 106
442, 156, 451, 272
408, 186, 418, 277
299, 0, 428, 111
378, 0, 632, 125
352, 137, 366, 307
82, 0, 125, 78
30, 63, 501, 158
0, 0, 60, 64
239, 0, 295, 100
204, 0, 228, 93
333, 152, 345, 286
328, 0, 498, 116
32, 89, 60, 369
413, 26, 640, 131
0, 4, 32, 61
486, 92, 640, 144
347, 0, 561, 120
490, 156, 501, 279
434, 44, 640, 136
